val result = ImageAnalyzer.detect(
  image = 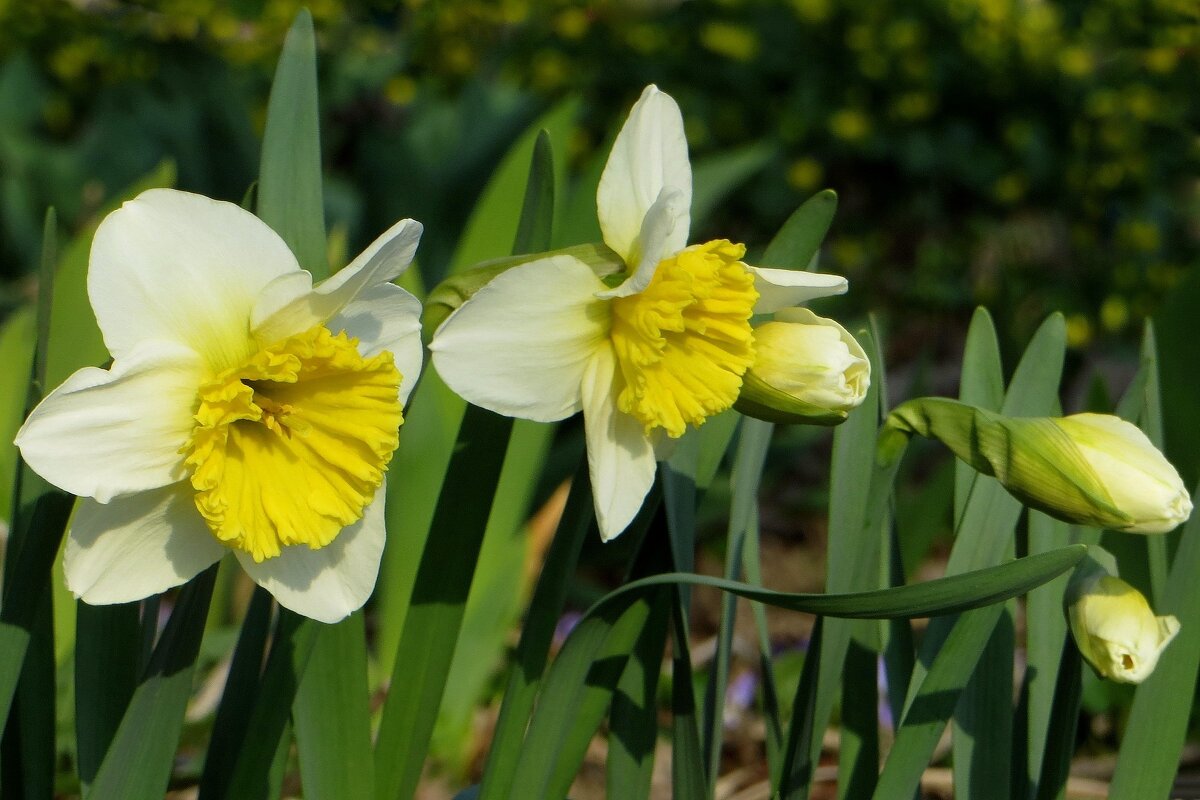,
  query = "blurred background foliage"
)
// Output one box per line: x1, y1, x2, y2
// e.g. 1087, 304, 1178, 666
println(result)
1, 0, 1198, 359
